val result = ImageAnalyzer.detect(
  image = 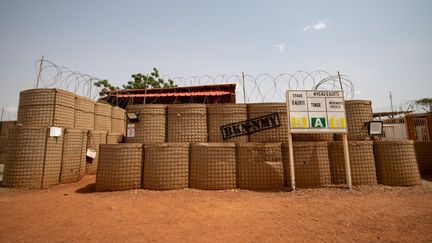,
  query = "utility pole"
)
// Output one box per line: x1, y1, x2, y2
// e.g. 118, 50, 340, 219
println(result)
35, 55, 44, 88
389, 91, 394, 112
242, 72, 246, 104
